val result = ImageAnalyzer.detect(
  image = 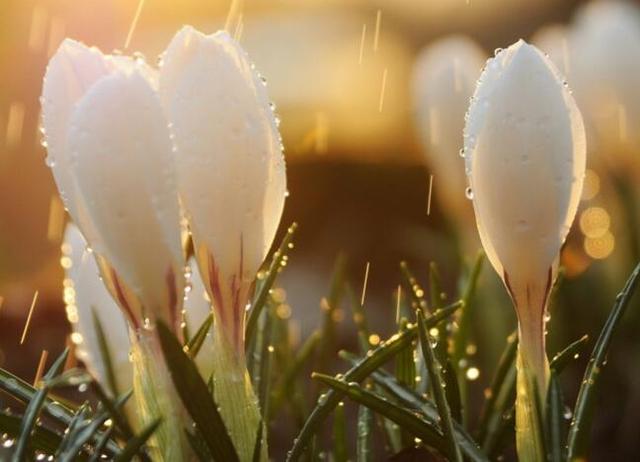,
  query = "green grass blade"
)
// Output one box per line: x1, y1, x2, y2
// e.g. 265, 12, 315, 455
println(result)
252, 420, 264, 462
0, 412, 63, 455
339, 362, 488, 461
114, 418, 161, 462
245, 223, 297, 349
57, 410, 111, 462
333, 401, 348, 462
186, 313, 213, 359
356, 402, 374, 462
55, 403, 90, 458
313, 374, 449, 457
399, 261, 428, 312
550, 335, 589, 373
317, 254, 348, 371
286, 302, 461, 461
92, 308, 120, 397
347, 285, 372, 354
156, 322, 239, 462
476, 332, 517, 444
257, 310, 275, 422
185, 428, 213, 462
12, 348, 69, 462
90, 383, 135, 441
89, 427, 114, 462
566, 262, 640, 460
429, 261, 446, 310
546, 372, 565, 462
417, 310, 462, 462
